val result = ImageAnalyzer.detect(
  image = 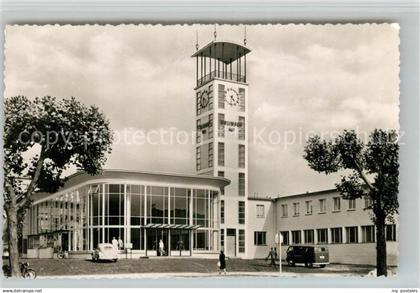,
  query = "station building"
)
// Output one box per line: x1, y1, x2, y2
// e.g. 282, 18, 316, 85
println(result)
21, 38, 398, 265
247, 190, 398, 265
